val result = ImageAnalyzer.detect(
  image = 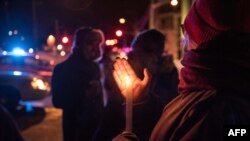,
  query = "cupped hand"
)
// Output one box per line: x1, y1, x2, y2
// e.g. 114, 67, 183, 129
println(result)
113, 58, 151, 101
